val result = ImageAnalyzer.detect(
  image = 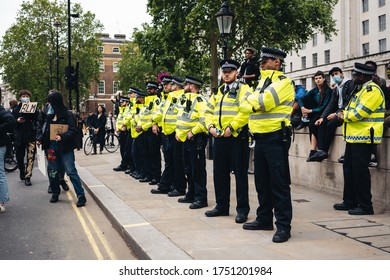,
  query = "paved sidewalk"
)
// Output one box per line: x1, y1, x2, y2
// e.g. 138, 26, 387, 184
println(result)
75, 150, 390, 260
